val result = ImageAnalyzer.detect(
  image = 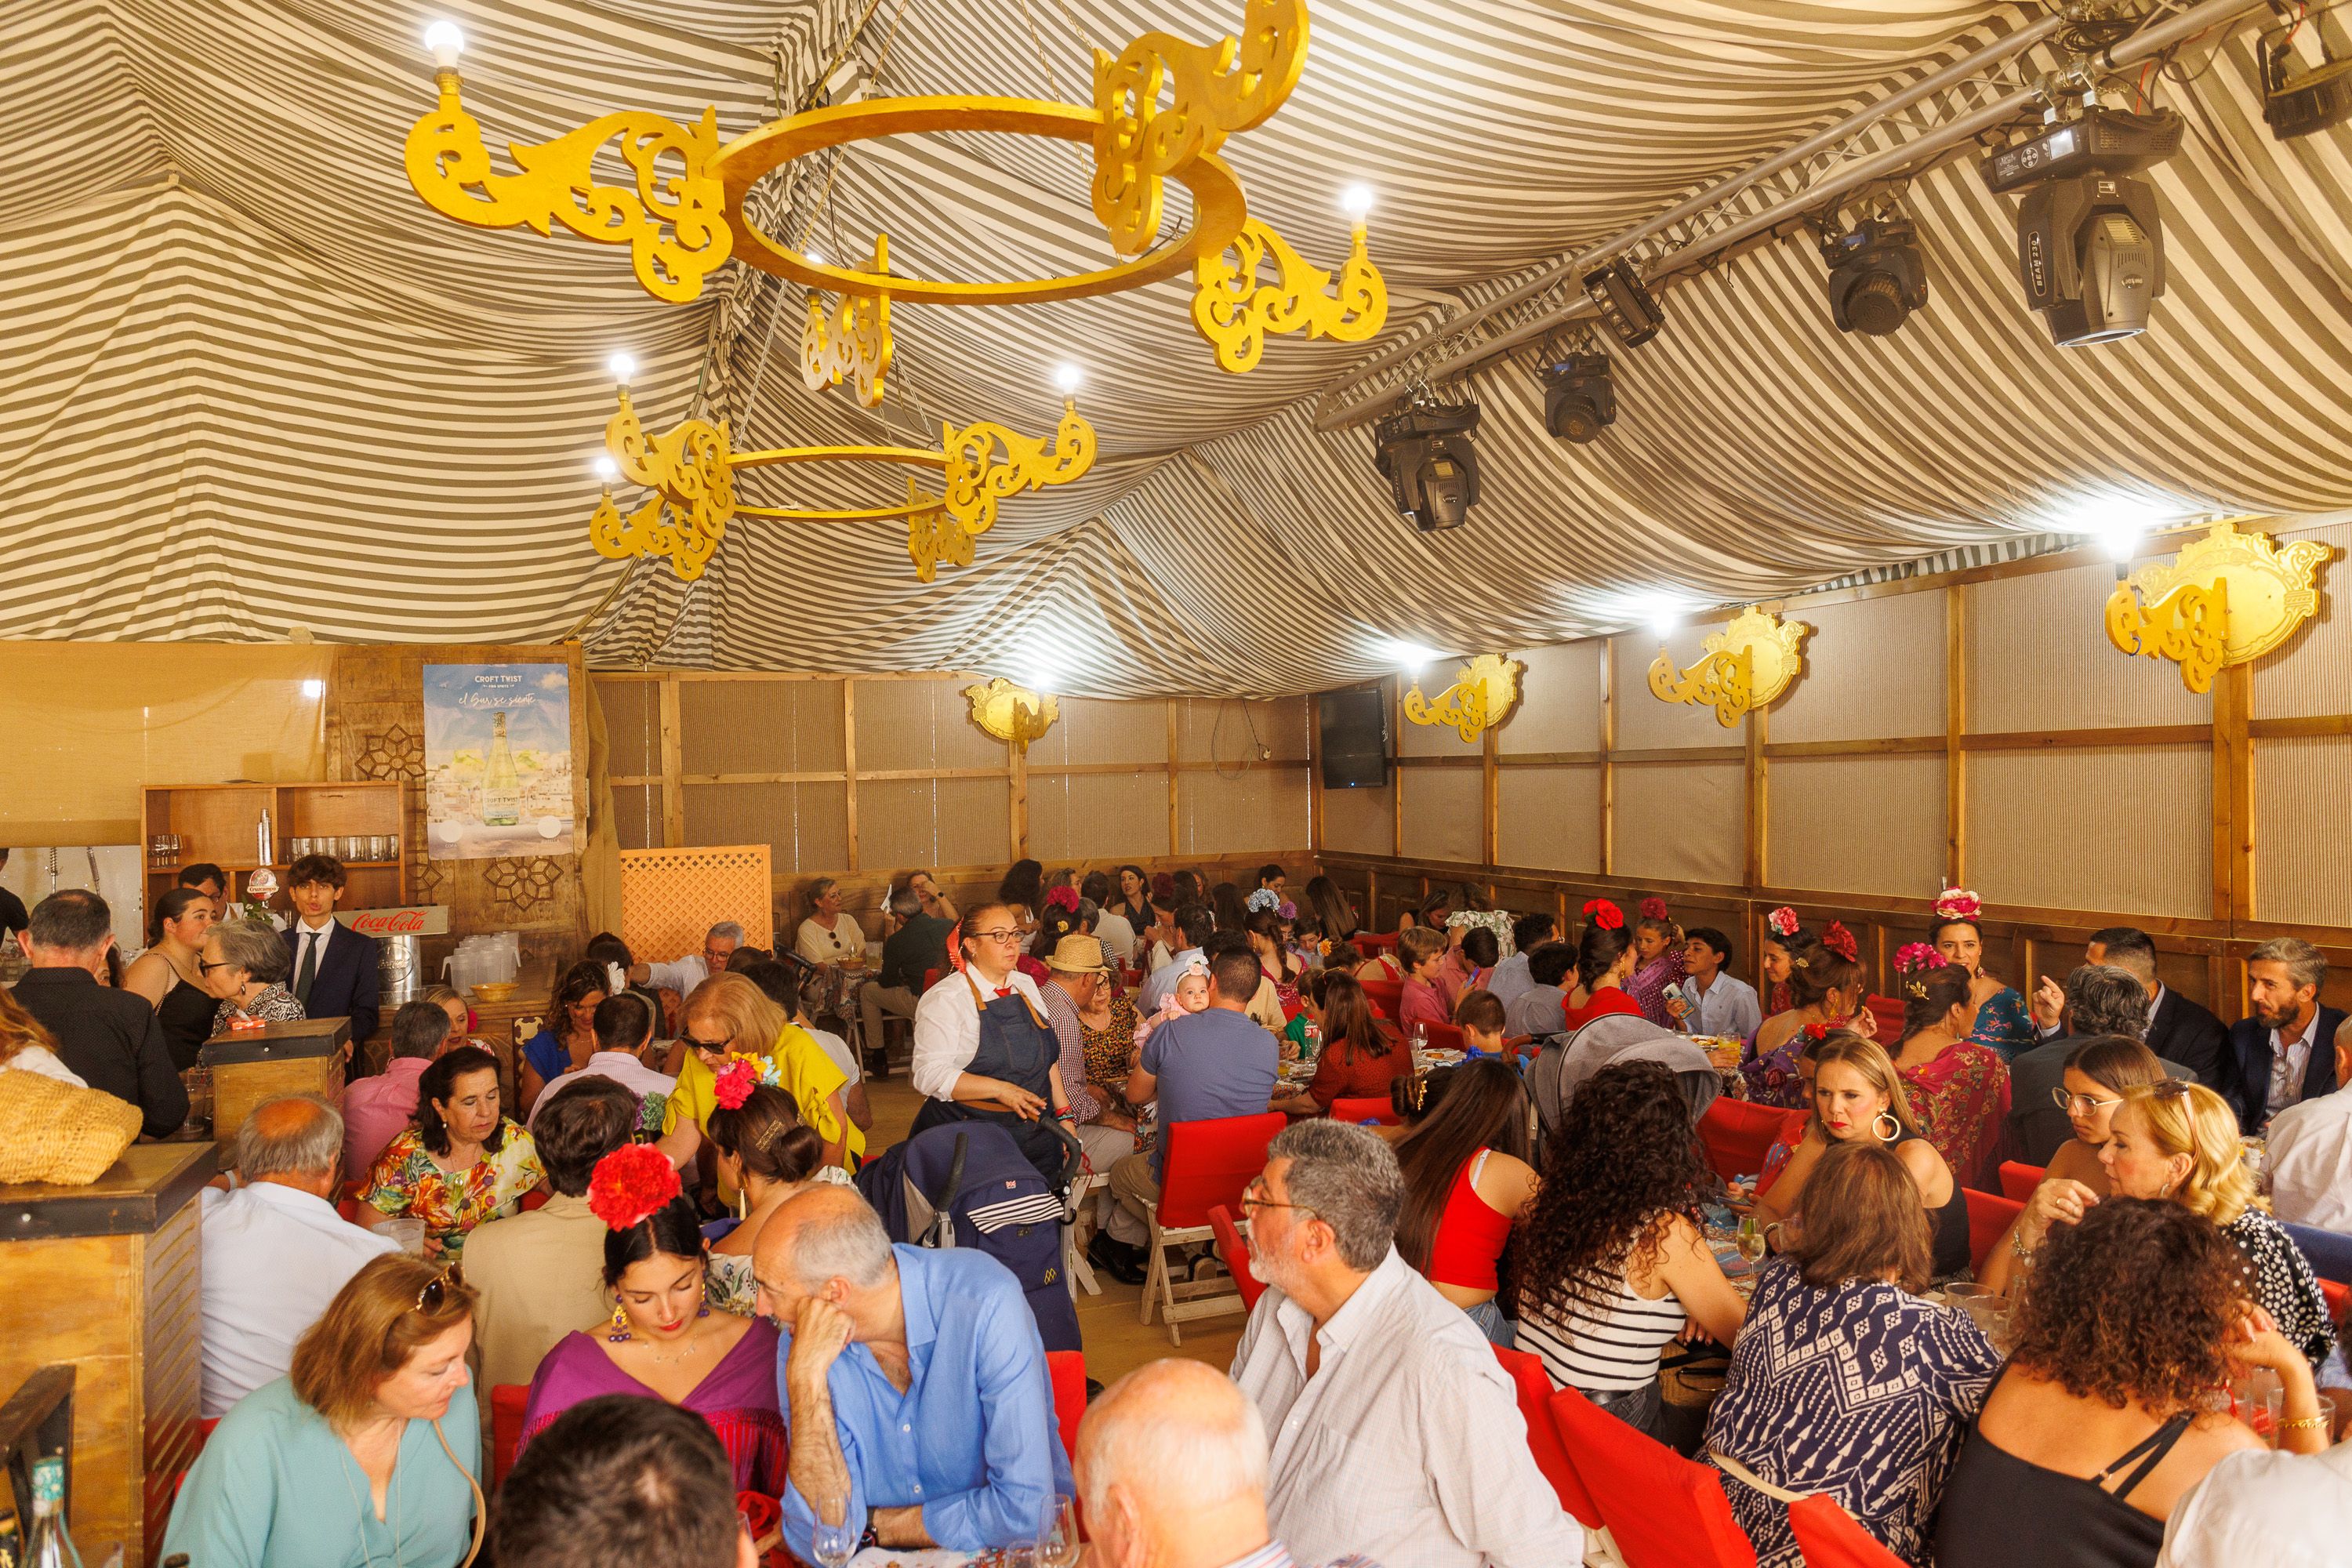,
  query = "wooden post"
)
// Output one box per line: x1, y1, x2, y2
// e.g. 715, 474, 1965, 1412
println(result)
1744, 700, 1768, 893
841, 680, 860, 873
1009, 725, 1029, 862
1166, 700, 1182, 857
2214, 662, 2254, 924
1600, 642, 1617, 877
658, 672, 685, 848
1392, 677, 1406, 858
1482, 714, 1500, 869
1308, 691, 1326, 856
1945, 586, 1966, 888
